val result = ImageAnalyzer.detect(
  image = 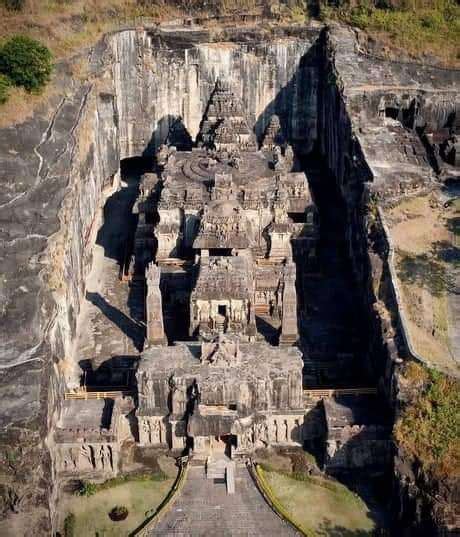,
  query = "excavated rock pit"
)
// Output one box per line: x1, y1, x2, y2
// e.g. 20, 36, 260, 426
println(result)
0, 19, 458, 536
